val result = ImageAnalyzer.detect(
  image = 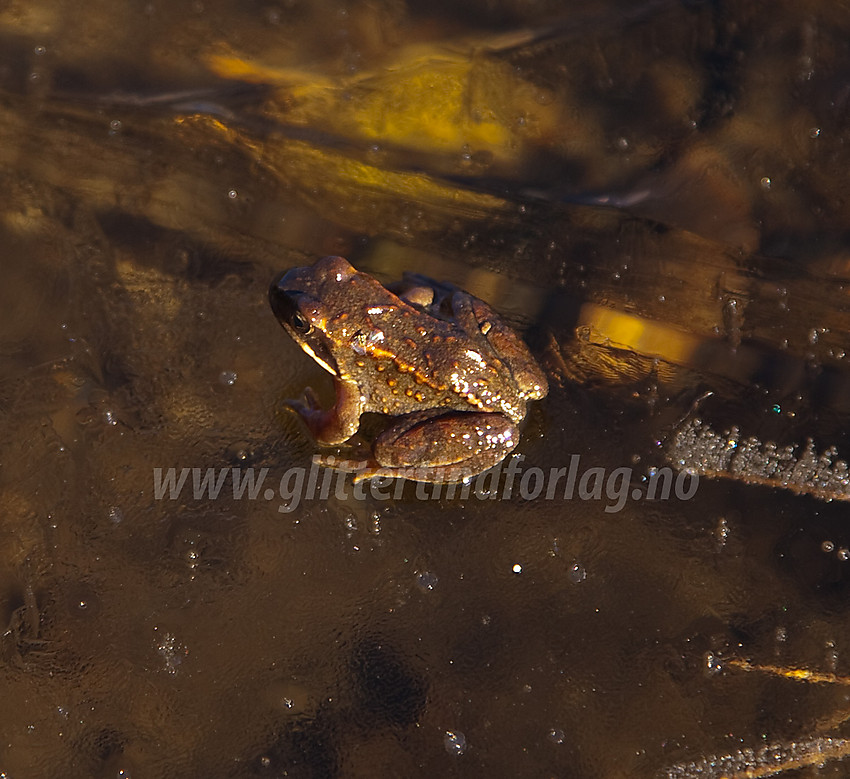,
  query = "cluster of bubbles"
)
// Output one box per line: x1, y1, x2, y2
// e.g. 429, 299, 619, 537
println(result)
669, 419, 850, 502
